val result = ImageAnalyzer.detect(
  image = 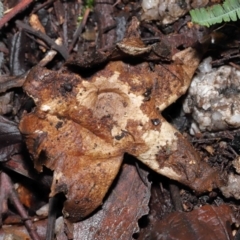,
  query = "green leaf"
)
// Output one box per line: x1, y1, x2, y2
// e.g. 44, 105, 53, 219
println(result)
190, 0, 240, 27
